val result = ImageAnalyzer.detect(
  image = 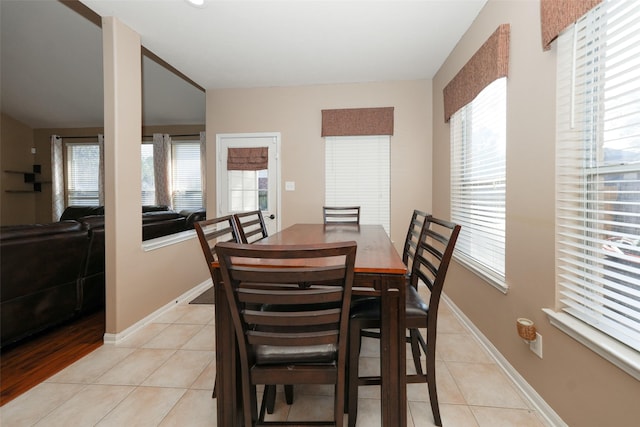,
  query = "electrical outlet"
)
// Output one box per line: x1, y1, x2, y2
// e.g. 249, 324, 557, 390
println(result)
529, 332, 543, 358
